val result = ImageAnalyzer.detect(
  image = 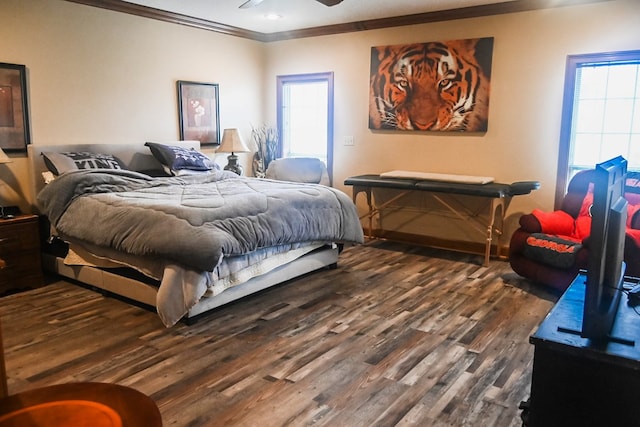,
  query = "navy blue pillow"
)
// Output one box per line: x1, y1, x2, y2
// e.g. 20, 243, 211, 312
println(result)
145, 142, 217, 172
